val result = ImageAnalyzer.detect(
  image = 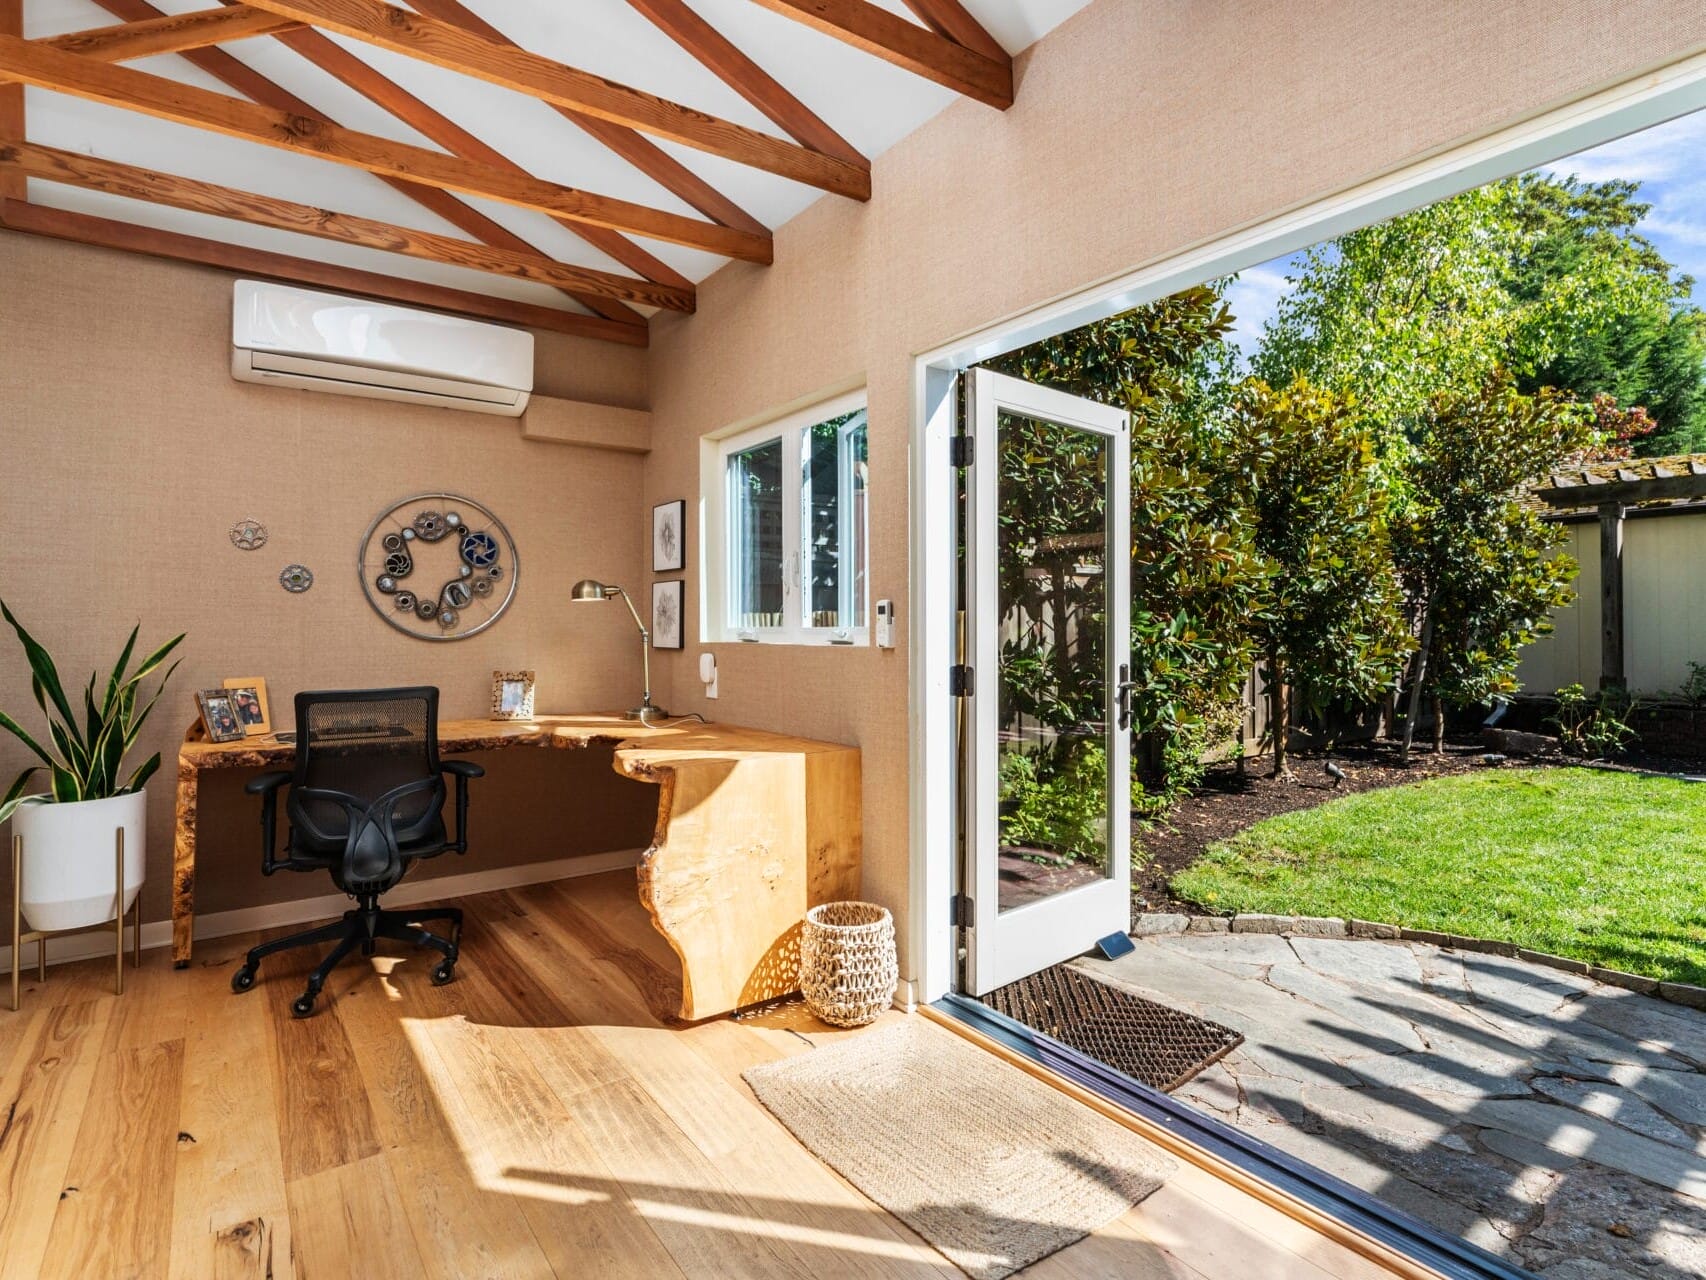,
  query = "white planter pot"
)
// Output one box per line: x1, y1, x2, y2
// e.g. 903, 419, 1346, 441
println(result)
12, 791, 146, 934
